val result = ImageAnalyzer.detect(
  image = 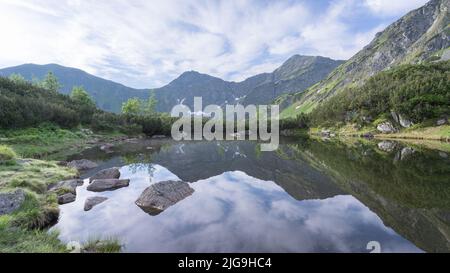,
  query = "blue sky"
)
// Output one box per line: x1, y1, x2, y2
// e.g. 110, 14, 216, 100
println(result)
0, 0, 429, 88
